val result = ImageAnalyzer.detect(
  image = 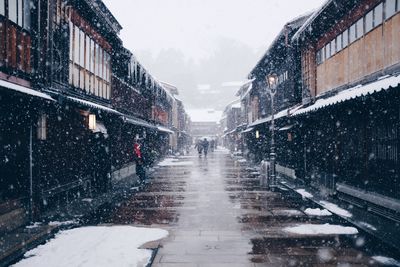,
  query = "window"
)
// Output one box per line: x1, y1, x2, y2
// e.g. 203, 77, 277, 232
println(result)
386, 0, 397, 19
74, 26, 79, 63
69, 23, 111, 99
24, 0, 30, 29
336, 34, 343, 52
1, 0, 30, 28
356, 18, 364, 38
90, 39, 95, 73
69, 22, 73, 61
326, 43, 331, 59
95, 44, 99, 76
365, 10, 373, 32
374, 3, 383, 26
69, 62, 73, 85
86, 36, 90, 71
0, 0, 4, 15
99, 48, 102, 80
349, 23, 356, 43
330, 39, 336, 56
79, 30, 85, 67
37, 114, 47, 141
342, 29, 349, 47
73, 65, 79, 87
8, 1, 17, 23
17, 0, 23, 26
